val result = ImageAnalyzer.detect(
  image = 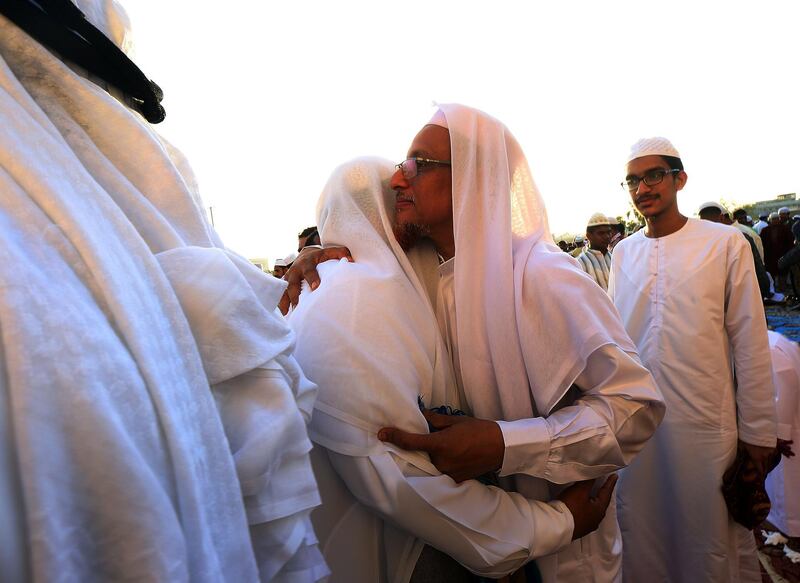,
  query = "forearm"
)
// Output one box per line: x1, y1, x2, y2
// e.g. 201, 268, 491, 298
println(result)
725, 244, 777, 447
498, 345, 664, 483
327, 449, 573, 577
